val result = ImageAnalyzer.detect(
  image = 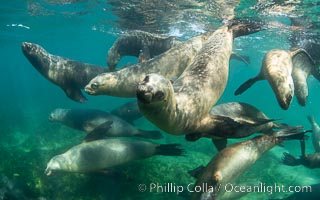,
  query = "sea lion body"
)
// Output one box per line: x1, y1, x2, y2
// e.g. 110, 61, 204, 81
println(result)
235, 49, 304, 110
282, 152, 320, 169
192, 127, 304, 200
49, 108, 162, 139
137, 22, 265, 136
44, 139, 184, 175
22, 42, 108, 102
107, 30, 181, 70
307, 115, 320, 152
110, 101, 142, 124
85, 33, 210, 97
185, 102, 281, 143
291, 52, 313, 106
